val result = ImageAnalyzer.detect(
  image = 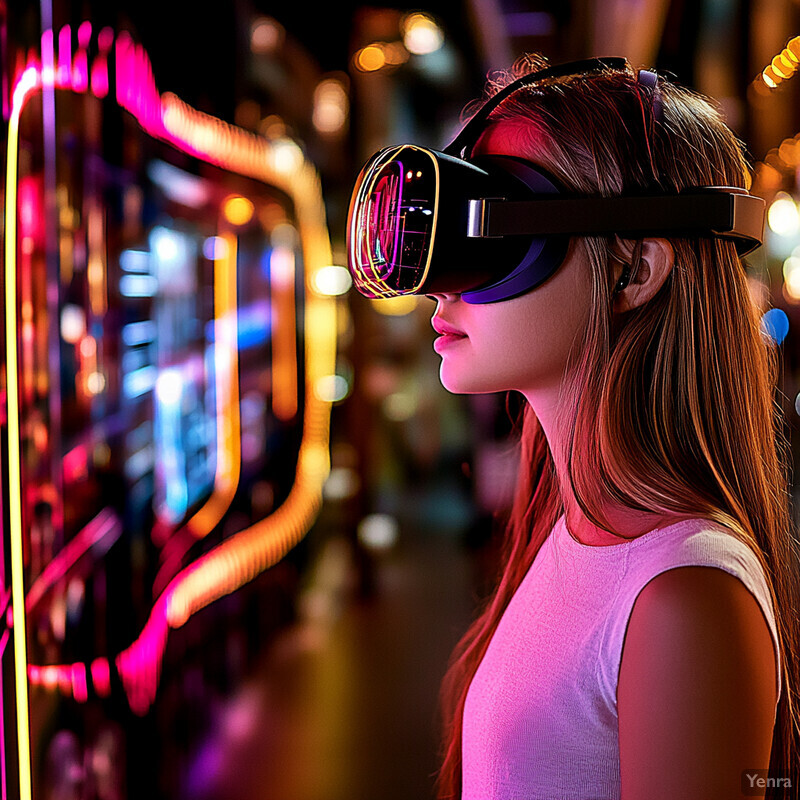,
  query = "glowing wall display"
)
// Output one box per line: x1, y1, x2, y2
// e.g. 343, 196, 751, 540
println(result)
4, 22, 337, 799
